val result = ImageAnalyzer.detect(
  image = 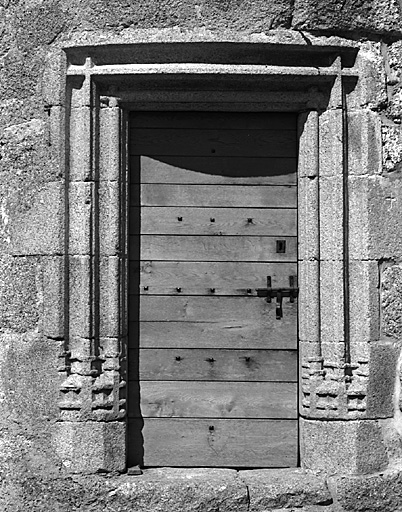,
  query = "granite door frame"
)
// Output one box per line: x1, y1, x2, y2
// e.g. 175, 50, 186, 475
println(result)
50, 42, 374, 473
